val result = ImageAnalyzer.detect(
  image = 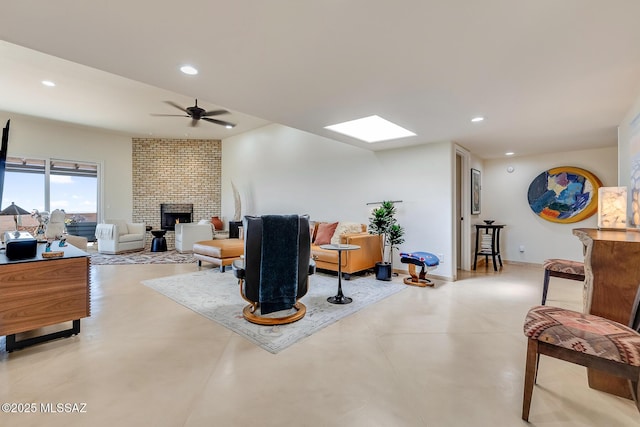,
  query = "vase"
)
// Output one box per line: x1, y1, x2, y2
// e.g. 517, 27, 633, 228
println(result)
211, 216, 223, 231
